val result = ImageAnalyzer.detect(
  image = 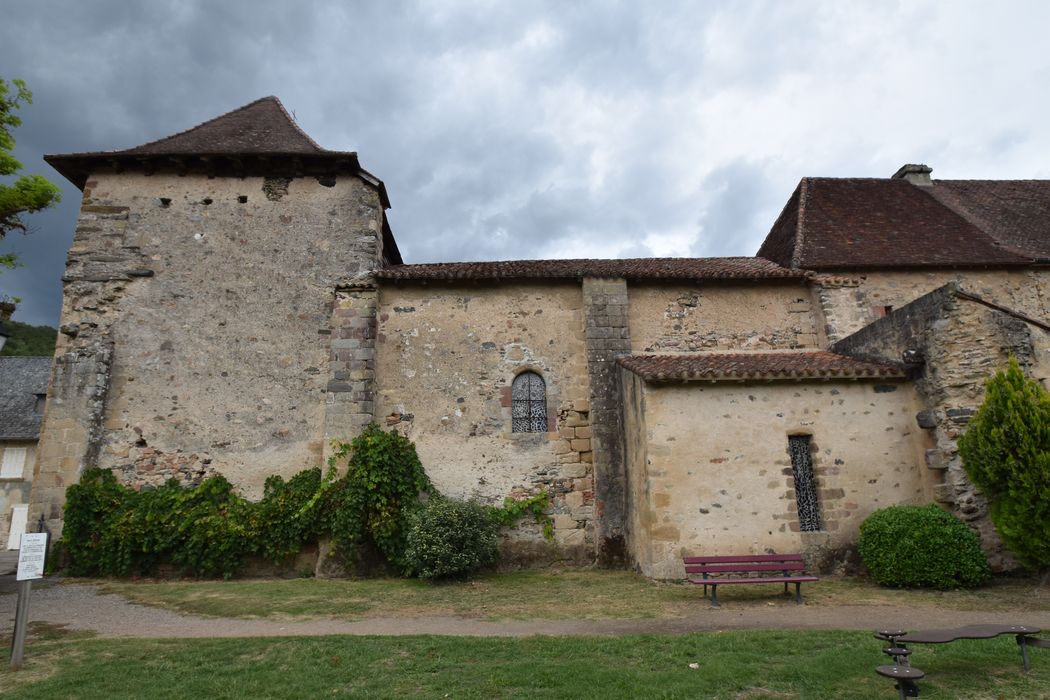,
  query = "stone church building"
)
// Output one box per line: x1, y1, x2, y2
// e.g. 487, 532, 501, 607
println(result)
27, 97, 1050, 577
